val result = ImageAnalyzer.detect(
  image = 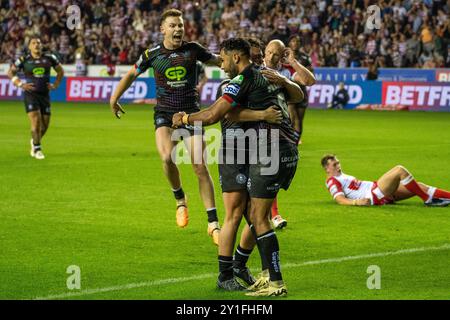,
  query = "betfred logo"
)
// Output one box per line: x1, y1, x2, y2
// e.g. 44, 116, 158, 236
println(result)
308, 84, 363, 105
67, 78, 148, 101
382, 82, 450, 108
